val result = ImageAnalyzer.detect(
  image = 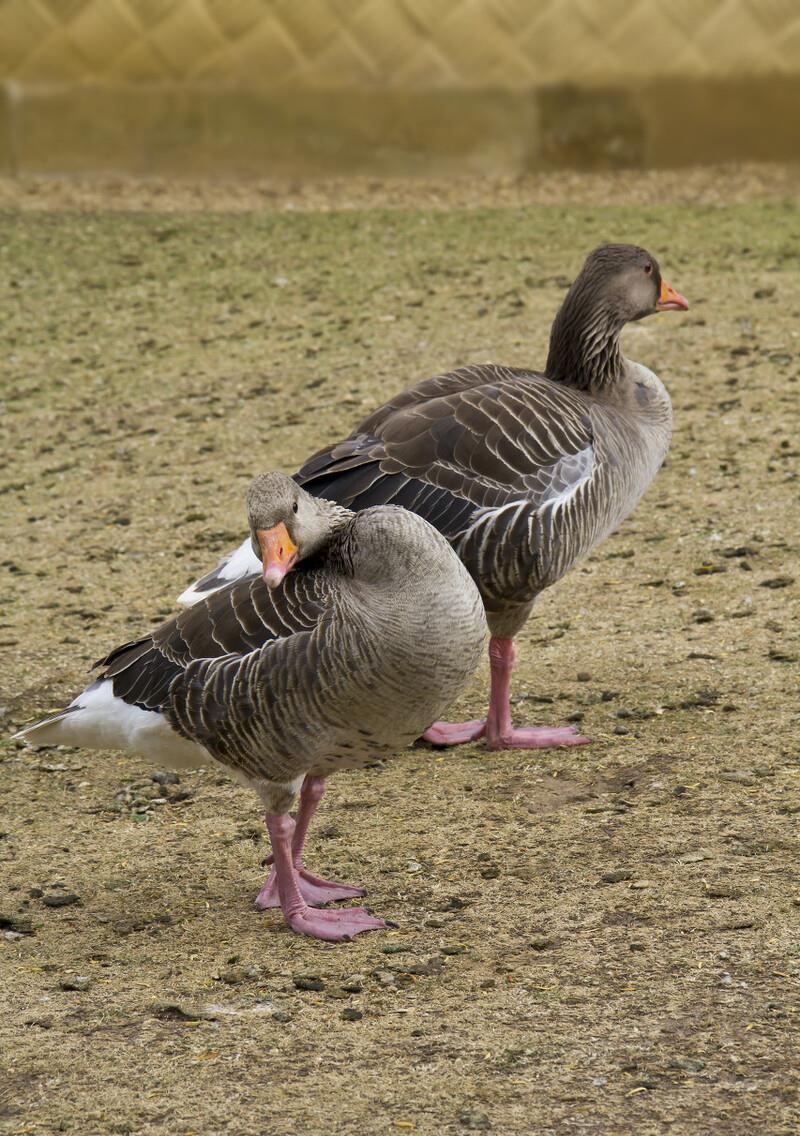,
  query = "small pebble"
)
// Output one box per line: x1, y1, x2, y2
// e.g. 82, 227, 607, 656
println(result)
600, 870, 633, 884
705, 884, 741, 899
0, 913, 35, 934
678, 850, 713, 864
341, 1008, 363, 1021
719, 771, 756, 786
530, 936, 555, 951
341, 974, 365, 993
458, 1111, 491, 1130
151, 770, 180, 786
293, 975, 325, 992
576, 671, 592, 682
669, 1057, 705, 1073
42, 893, 80, 908
60, 975, 91, 991
218, 967, 248, 985
759, 576, 794, 589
